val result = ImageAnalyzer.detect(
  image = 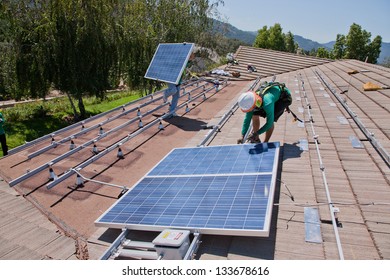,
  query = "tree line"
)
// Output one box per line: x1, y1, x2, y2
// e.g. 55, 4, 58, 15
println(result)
0, 0, 223, 119
326, 23, 382, 63
253, 23, 382, 64
253, 24, 298, 54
